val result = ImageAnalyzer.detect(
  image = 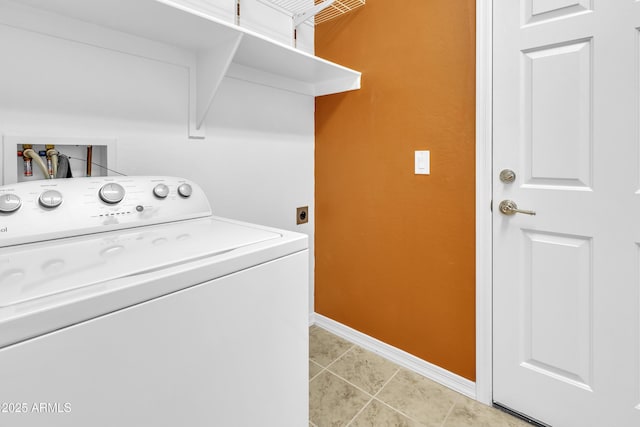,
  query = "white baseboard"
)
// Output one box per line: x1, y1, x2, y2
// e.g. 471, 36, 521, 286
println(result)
309, 312, 316, 327
311, 313, 476, 400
